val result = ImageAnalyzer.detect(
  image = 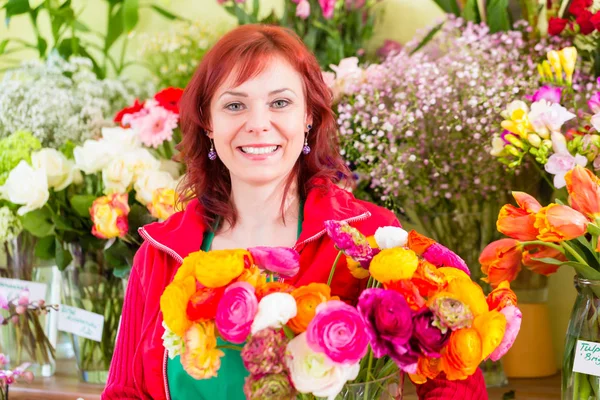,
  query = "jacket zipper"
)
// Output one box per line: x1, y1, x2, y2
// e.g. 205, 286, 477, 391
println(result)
142, 211, 371, 399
